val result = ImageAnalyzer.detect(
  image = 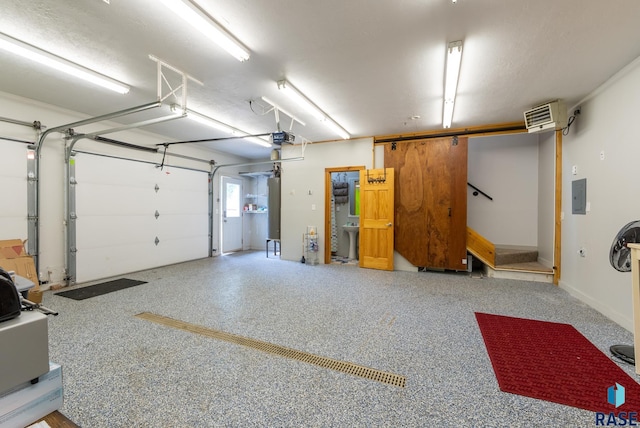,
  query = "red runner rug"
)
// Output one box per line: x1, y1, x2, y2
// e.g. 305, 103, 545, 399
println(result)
475, 312, 640, 414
